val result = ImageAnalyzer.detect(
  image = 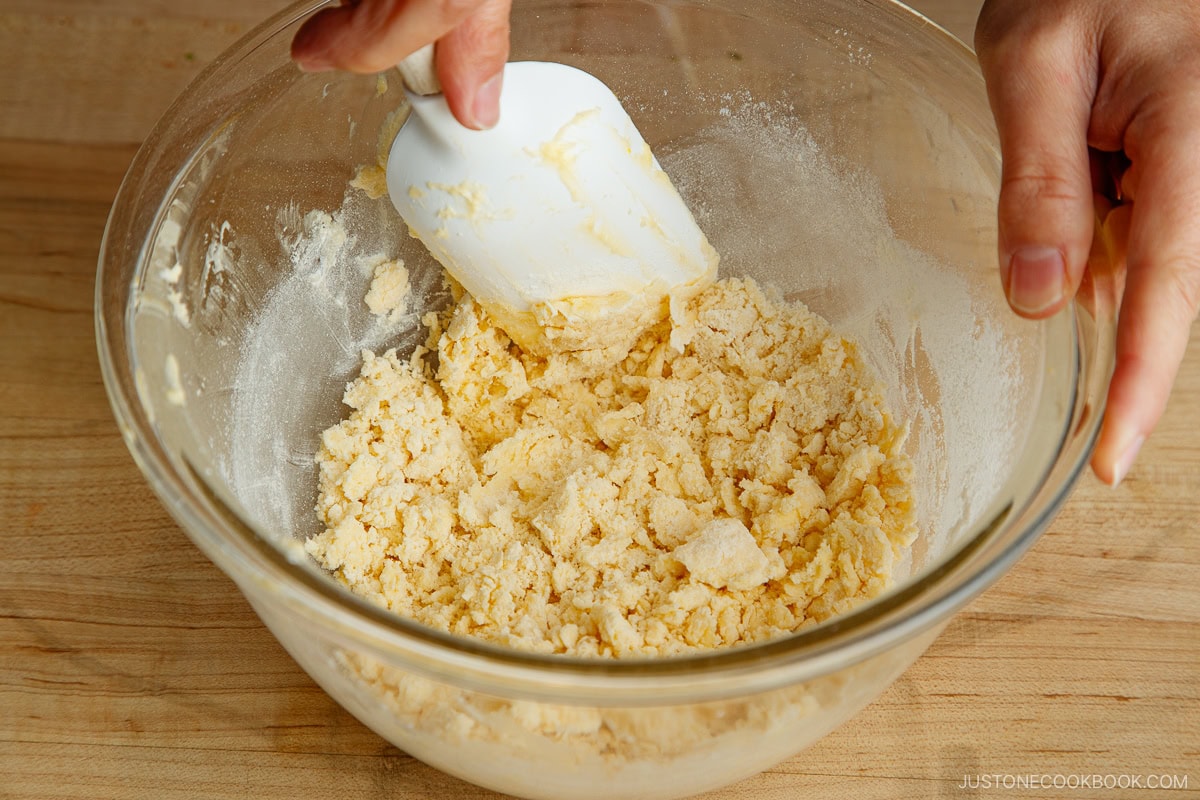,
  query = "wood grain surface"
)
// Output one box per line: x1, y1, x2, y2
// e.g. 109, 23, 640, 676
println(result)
1, 1, 1197, 798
